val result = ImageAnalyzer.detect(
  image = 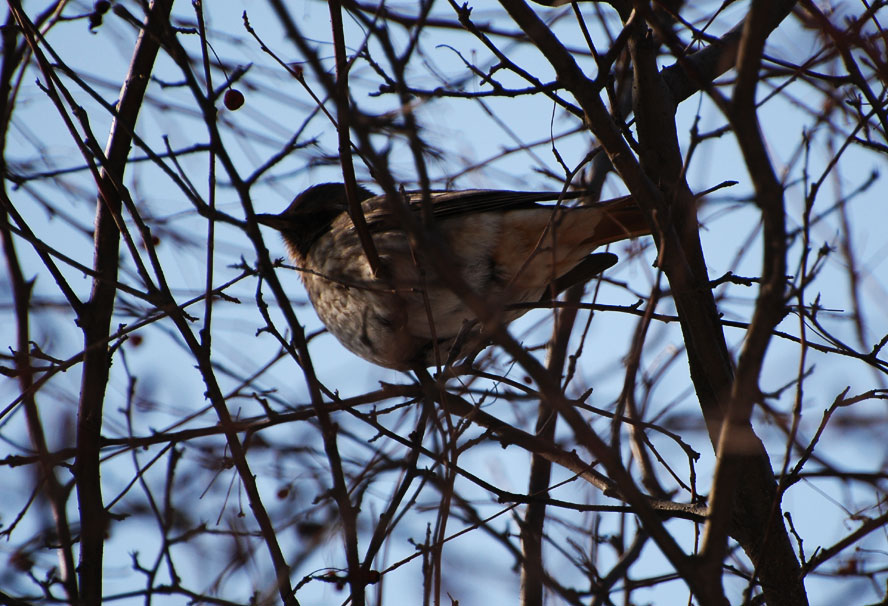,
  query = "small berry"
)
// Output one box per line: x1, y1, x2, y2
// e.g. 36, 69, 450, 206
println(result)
224, 88, 245, 111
